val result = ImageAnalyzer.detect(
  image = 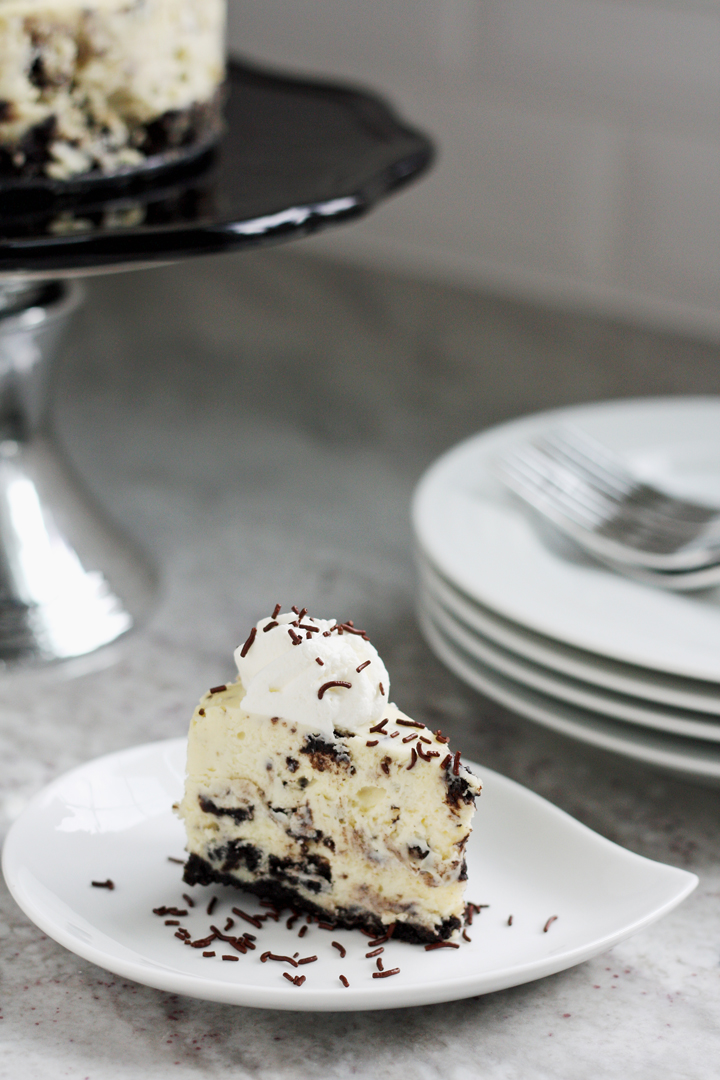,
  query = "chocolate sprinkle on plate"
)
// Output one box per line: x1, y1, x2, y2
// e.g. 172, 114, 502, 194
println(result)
222, 955, 239, 961
232, 907, 262, 928
425, 941, 460, 951
91, 879, 114, 890
543, 916, 558, 933
332, 941, 346, 958
167, 857, 184, 864
507, 915, 514, 926
372, 968, 400, 979
365, 947, 383, 958
339, 975, 349, 987
182, 894, 194, 907
298, 925, 308, 938
206, 897, 217, 916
